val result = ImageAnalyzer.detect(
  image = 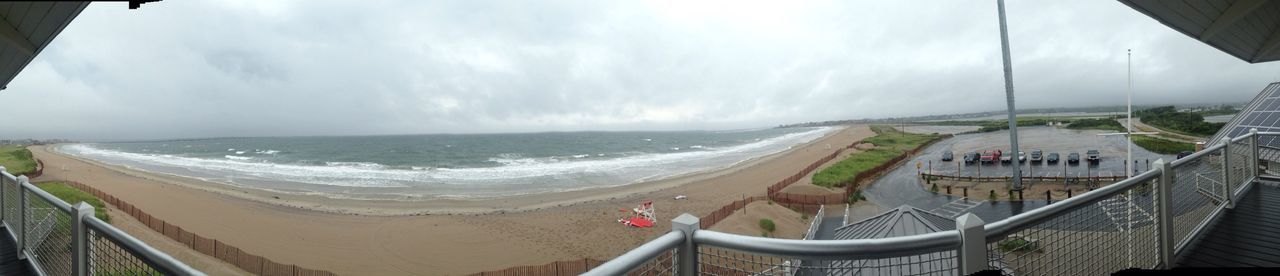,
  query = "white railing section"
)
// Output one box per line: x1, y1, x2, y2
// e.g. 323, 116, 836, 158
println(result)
0, 167, 204, 276
802, 205, 824, 240
587, 129, 1270, 276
